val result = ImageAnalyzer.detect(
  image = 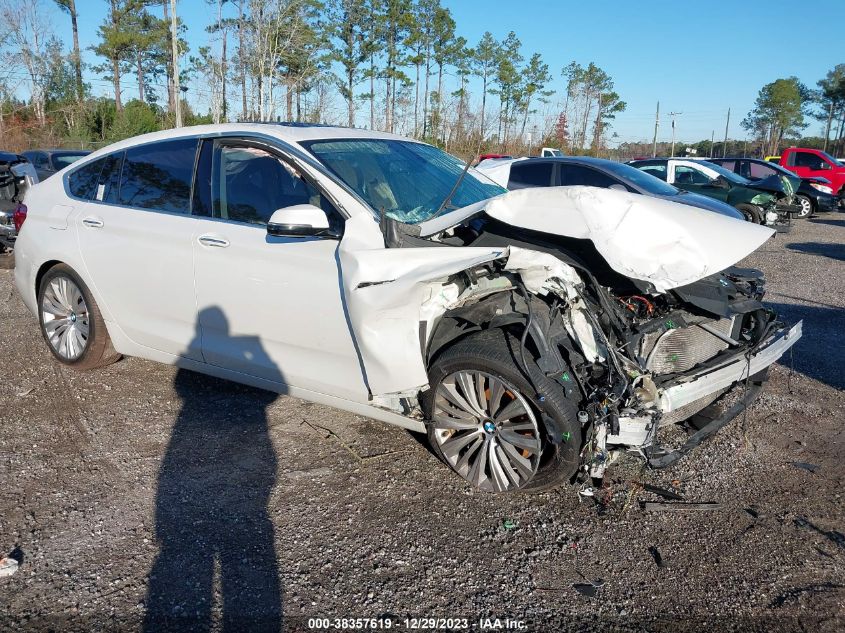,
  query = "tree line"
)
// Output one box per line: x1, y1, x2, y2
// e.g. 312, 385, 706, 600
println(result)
739, 67, 845, 158
0, 0, 626, 158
